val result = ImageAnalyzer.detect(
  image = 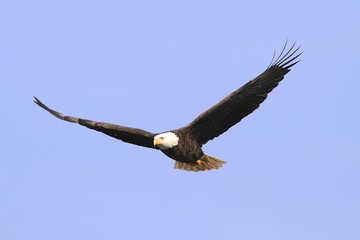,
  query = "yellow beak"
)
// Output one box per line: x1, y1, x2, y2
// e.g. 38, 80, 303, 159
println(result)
153, 138, 163, 146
